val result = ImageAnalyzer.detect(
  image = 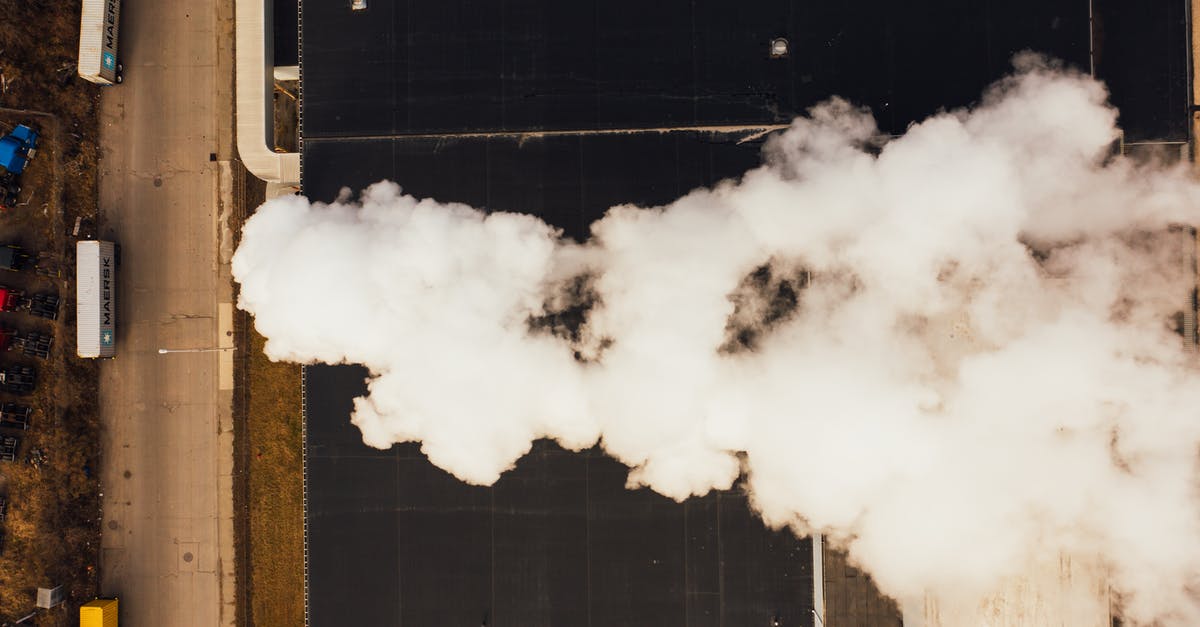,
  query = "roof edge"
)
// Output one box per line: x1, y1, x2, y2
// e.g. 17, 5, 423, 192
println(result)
235, 0, 300, 185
